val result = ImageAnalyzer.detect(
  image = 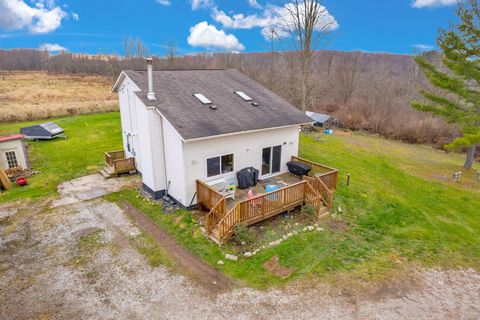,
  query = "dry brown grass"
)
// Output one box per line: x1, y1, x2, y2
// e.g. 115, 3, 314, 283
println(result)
0, 71, 117, 122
